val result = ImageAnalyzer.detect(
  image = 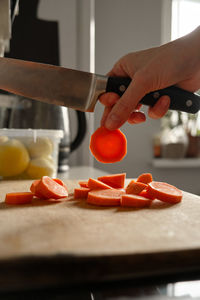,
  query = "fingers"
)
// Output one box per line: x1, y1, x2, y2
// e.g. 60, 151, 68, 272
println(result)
100, 94, 171, 128
104, 76, 147, 130
101, 106, 112, 127
100, 93, 120, 127
148, 95, 170, 119
102, 108, 146, 127
128, 111, 146, 124
99, 64, 171, 129
99, 92, 120, 107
